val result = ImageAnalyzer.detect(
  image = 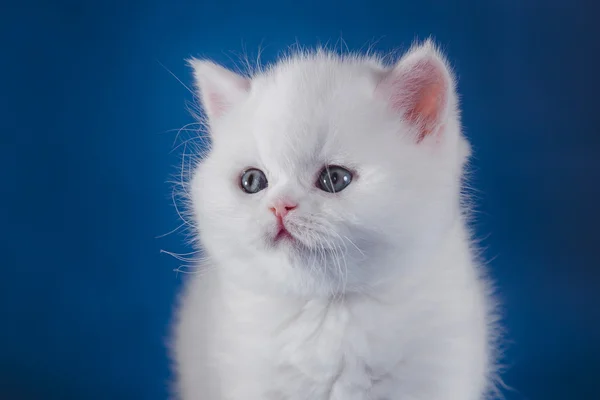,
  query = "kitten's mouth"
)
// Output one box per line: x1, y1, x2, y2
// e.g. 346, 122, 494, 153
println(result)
274, 225, 294, 242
